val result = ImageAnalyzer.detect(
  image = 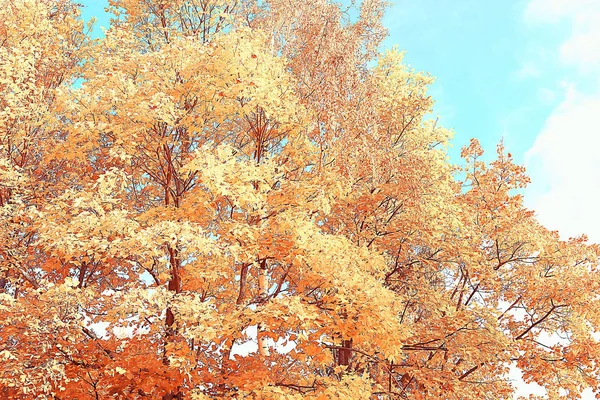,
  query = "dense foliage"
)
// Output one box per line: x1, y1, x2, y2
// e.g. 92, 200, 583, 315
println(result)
1, 0, 599, 398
